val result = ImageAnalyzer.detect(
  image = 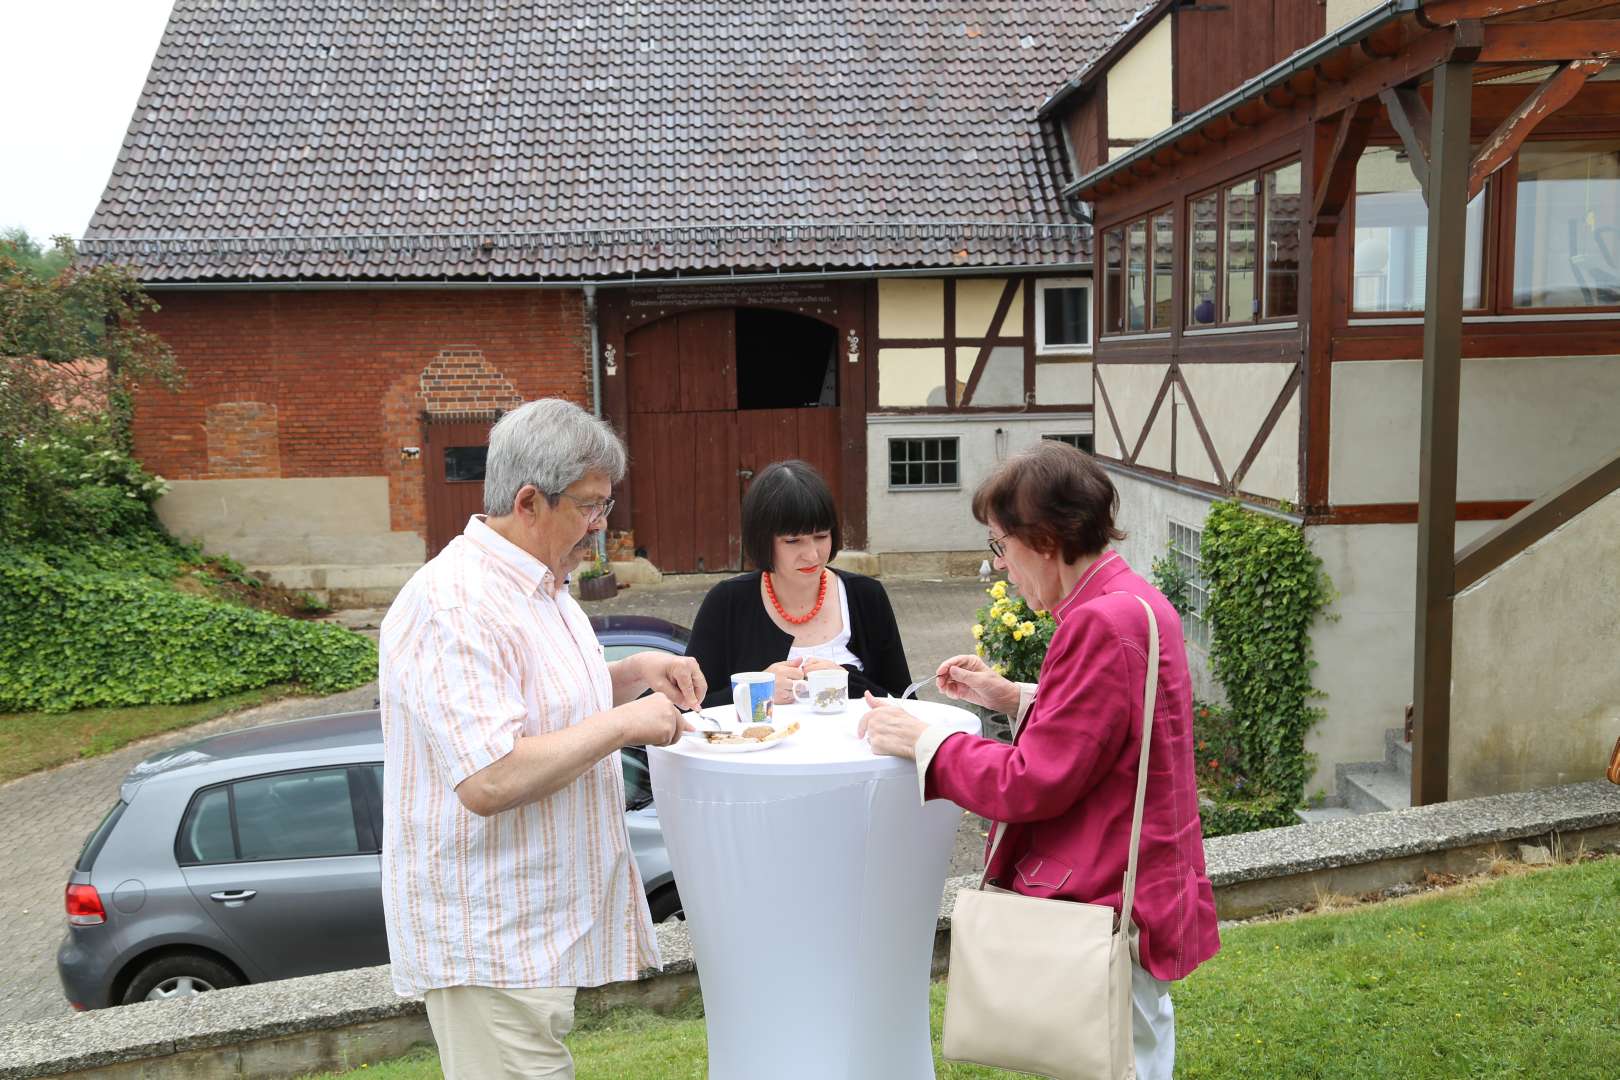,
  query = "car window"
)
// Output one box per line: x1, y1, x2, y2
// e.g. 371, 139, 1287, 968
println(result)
179, 787, 235, 864
77, 801, 127, 872
233, 768, 362, 861
621, 747, 654, 811
603, 643, 673, 662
